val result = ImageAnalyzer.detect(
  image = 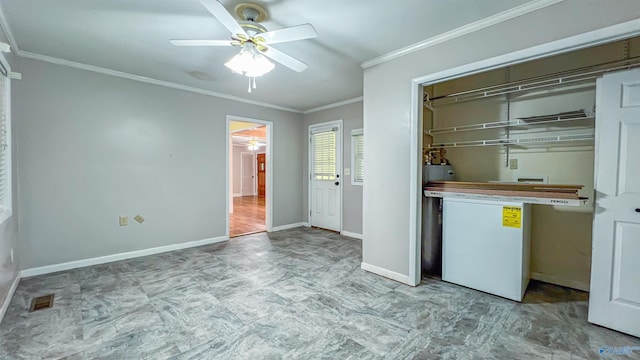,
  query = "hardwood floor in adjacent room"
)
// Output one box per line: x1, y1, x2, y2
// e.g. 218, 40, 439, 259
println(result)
230, 195, 265, 237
